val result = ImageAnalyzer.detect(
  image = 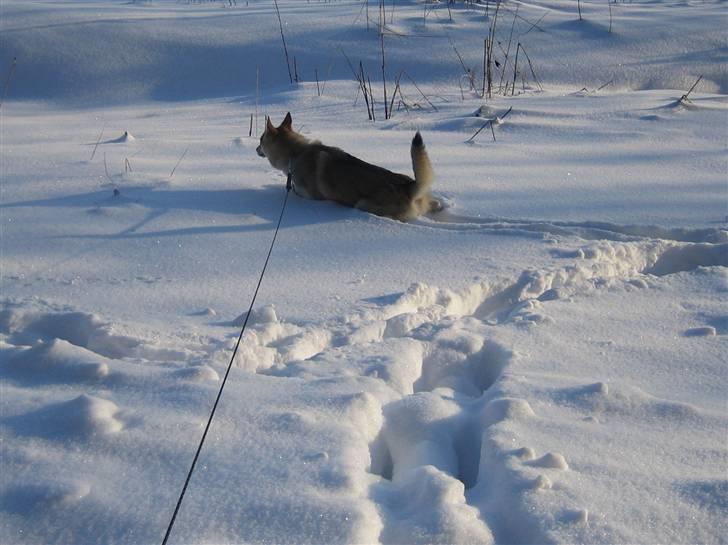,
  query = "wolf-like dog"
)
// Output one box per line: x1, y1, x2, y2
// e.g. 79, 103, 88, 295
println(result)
256, 113, 440, 221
